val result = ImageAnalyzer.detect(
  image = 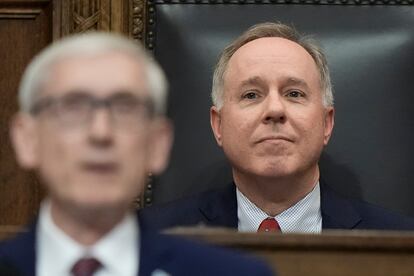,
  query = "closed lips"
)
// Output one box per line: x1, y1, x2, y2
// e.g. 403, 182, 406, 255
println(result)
255, 135, 294, 144
81, 161, 118, 172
